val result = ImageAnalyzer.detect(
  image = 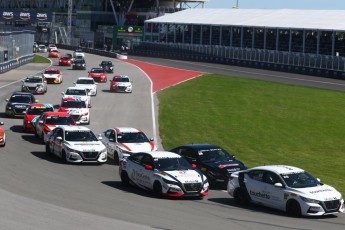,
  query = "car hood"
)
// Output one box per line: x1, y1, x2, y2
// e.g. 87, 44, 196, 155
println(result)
24, 114, 39, 121
89, 73, 104, 77
22, 82, 41, 87
113, 82, 131, 87
62, 95, 88, 101
66, 141, 105, 151
204, 160, 246, 173
292, 184, 342, 201
43, 74, 59, 78
162, 170, 204, 183
63, 108, 89, 115
118, 142, 156, 152
74, 84, 96, 89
